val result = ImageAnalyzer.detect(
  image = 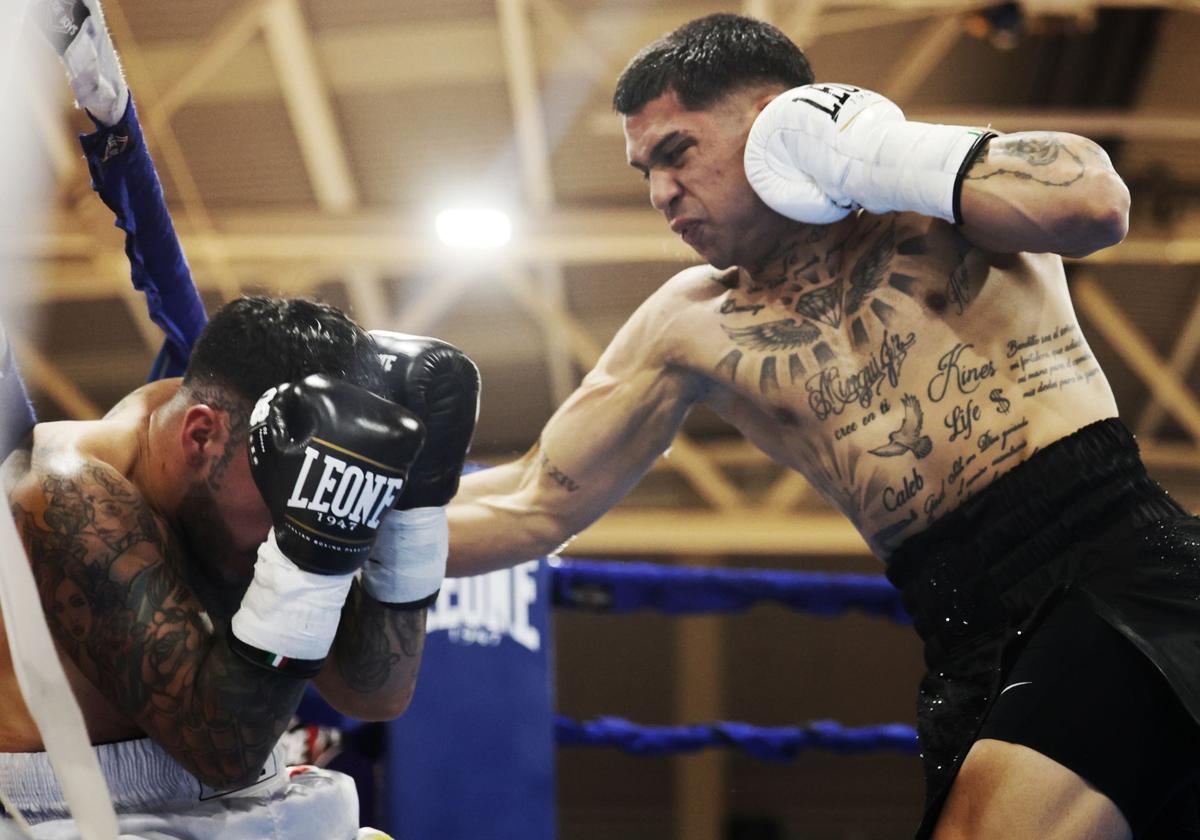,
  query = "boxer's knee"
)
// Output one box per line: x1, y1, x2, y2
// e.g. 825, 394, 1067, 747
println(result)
932, 739, 1130, 840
